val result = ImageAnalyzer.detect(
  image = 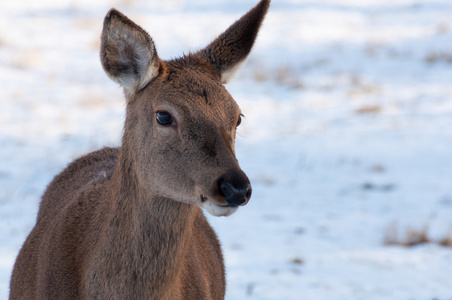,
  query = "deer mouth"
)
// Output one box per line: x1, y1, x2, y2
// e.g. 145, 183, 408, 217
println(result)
199, 196, 239, 217
220, 204, 239, 208
200, 194, 245, 207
